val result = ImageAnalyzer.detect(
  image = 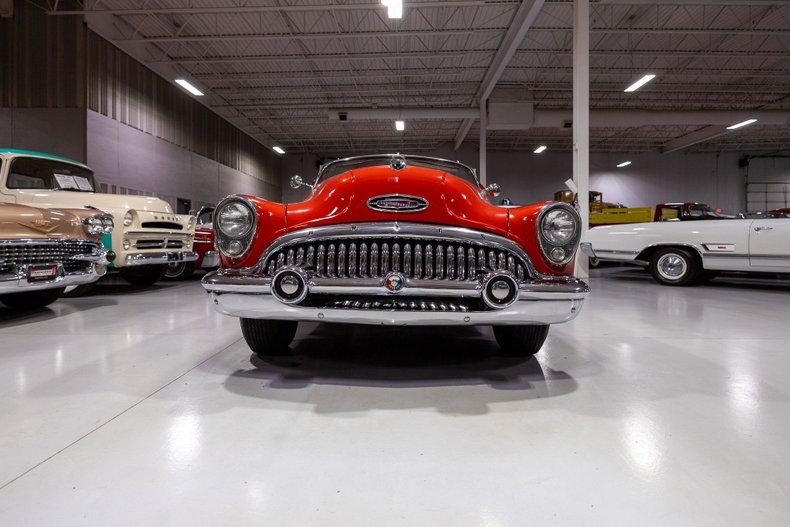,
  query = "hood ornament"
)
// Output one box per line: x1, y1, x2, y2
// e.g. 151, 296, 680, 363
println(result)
390, 155, 407, 170
367, 194, 429, 213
